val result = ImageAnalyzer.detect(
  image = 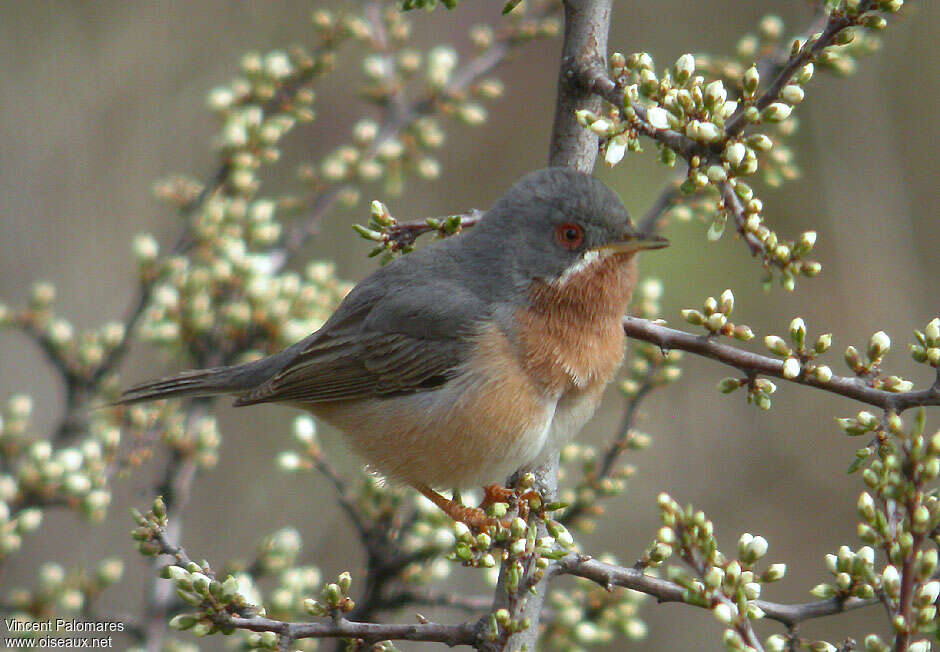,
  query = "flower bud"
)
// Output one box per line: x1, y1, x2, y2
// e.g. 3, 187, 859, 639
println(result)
646, 107, 670, 130
926, 318, 940, 344
782, 357, 801, 379
743, 66, 759, 95
762, 103, 792, 122
781, 85, 804, 104
674, 54, 695, 85
764, 335, 791, 357
868, 331, 891, 360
